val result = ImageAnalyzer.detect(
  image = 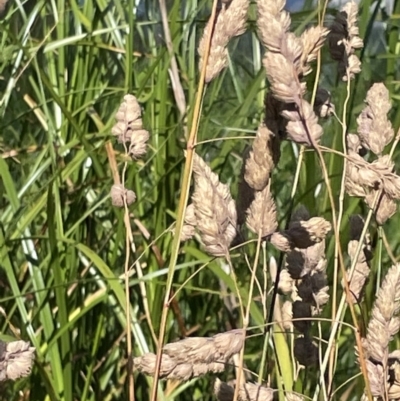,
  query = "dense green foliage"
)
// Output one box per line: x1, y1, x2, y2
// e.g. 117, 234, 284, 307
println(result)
0, 0, 400, 400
